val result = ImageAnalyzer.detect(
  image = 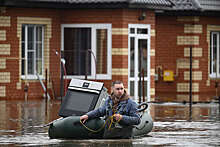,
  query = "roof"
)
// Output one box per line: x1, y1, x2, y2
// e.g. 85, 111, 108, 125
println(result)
168, 0, 220, 11
29, 0, 170, 5
196, 0, 220, 11
0, 0, 172, 9
130, 0, 171, 6
1, 0, 220, 12
168, 0, 199, 10
129, 0, 172, 9
30, 0, 128, 3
